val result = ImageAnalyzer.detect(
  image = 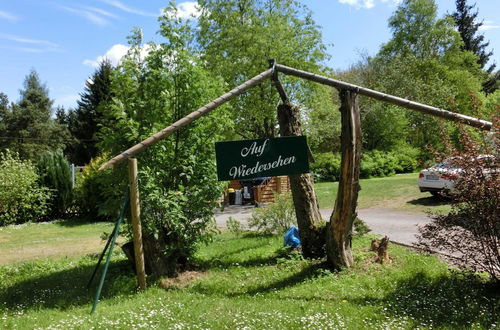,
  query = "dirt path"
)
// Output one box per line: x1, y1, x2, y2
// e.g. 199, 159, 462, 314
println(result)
215, 206, 433, 246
